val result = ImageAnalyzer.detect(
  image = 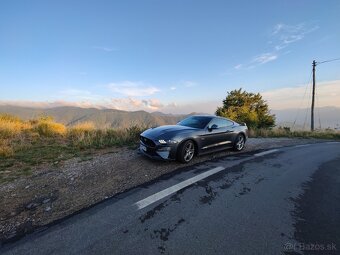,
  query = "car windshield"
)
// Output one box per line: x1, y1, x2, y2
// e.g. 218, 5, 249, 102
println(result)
177, 116, 213, 129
